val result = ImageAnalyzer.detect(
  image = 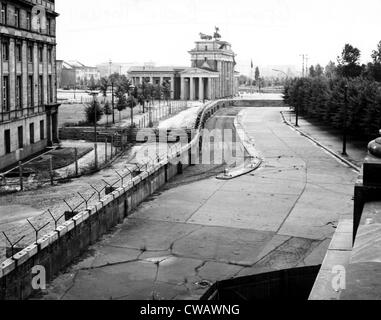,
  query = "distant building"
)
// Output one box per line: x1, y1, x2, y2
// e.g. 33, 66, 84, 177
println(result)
96, 61, 140, 78
0, 0, 60, 171
56, 60, 75, 89
128, 36, 239, 101
56, 60, 100, 89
